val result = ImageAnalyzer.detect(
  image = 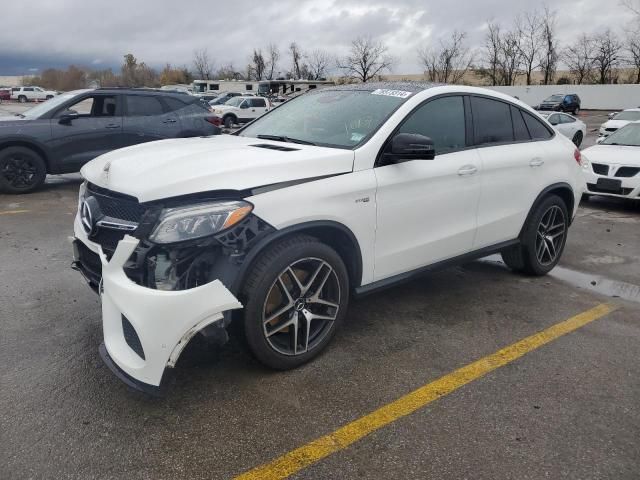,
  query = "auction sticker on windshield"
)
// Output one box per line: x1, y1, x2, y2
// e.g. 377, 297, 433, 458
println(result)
371, 89, 413, 98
